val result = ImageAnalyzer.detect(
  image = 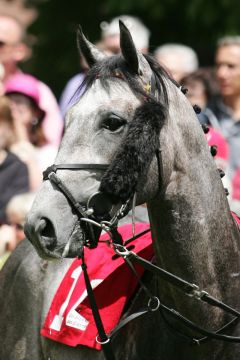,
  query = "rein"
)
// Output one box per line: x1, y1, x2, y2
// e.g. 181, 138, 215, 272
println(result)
42, 166, 240, 359
113, 244, 240, 345
42, 74, 240, 359
79, 229, 240, 360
